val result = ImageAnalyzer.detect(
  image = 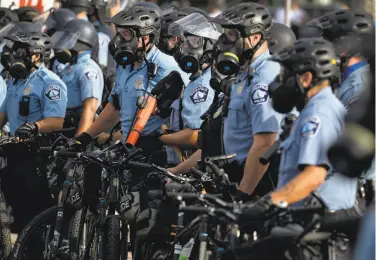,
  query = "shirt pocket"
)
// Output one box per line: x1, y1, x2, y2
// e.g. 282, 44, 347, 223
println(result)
227, 97, 249, 129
